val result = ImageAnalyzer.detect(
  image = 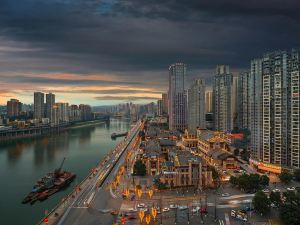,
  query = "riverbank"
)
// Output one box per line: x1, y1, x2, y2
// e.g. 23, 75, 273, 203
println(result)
0, 119, 109, 142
